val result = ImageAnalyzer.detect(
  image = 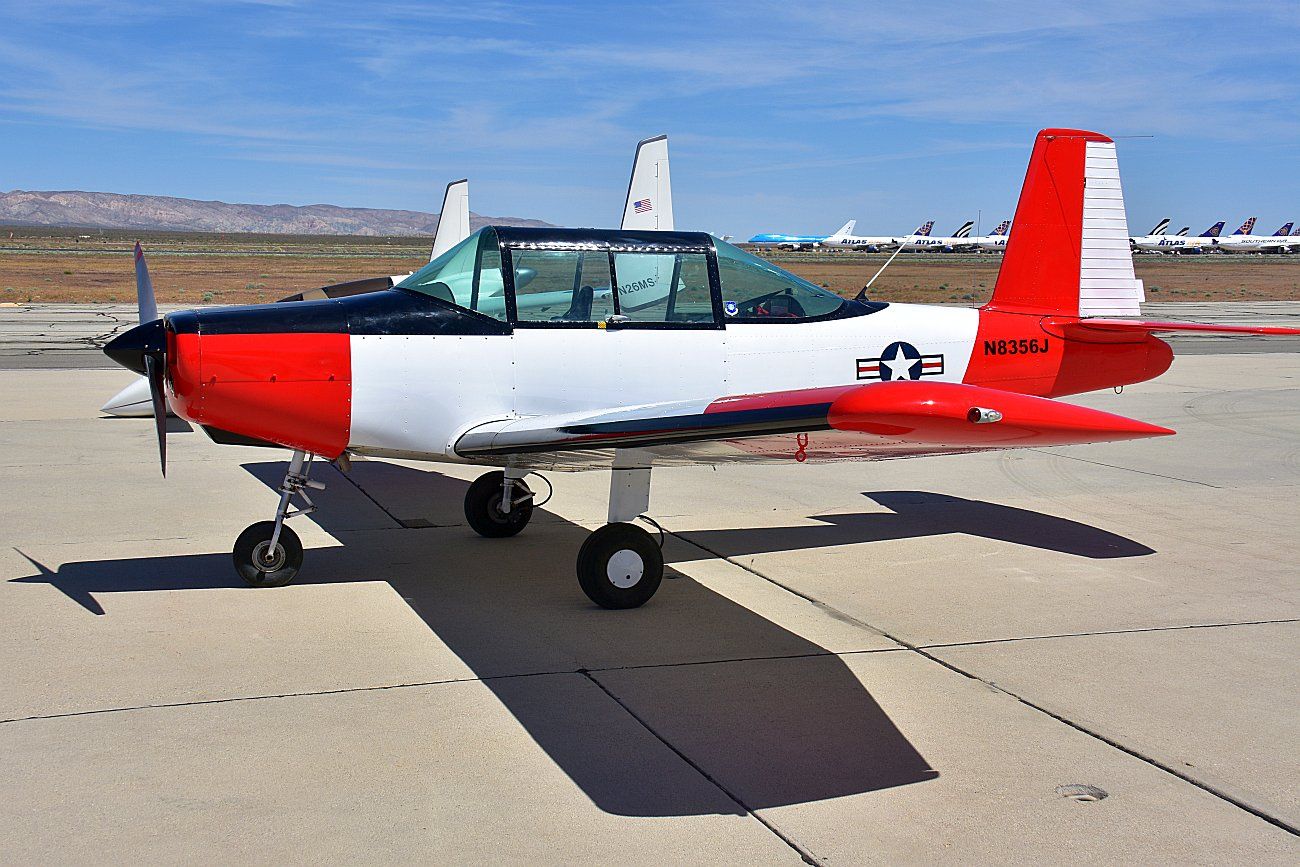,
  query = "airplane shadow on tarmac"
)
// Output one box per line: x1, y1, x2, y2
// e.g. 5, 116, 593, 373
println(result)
13, 459, 1154, 817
